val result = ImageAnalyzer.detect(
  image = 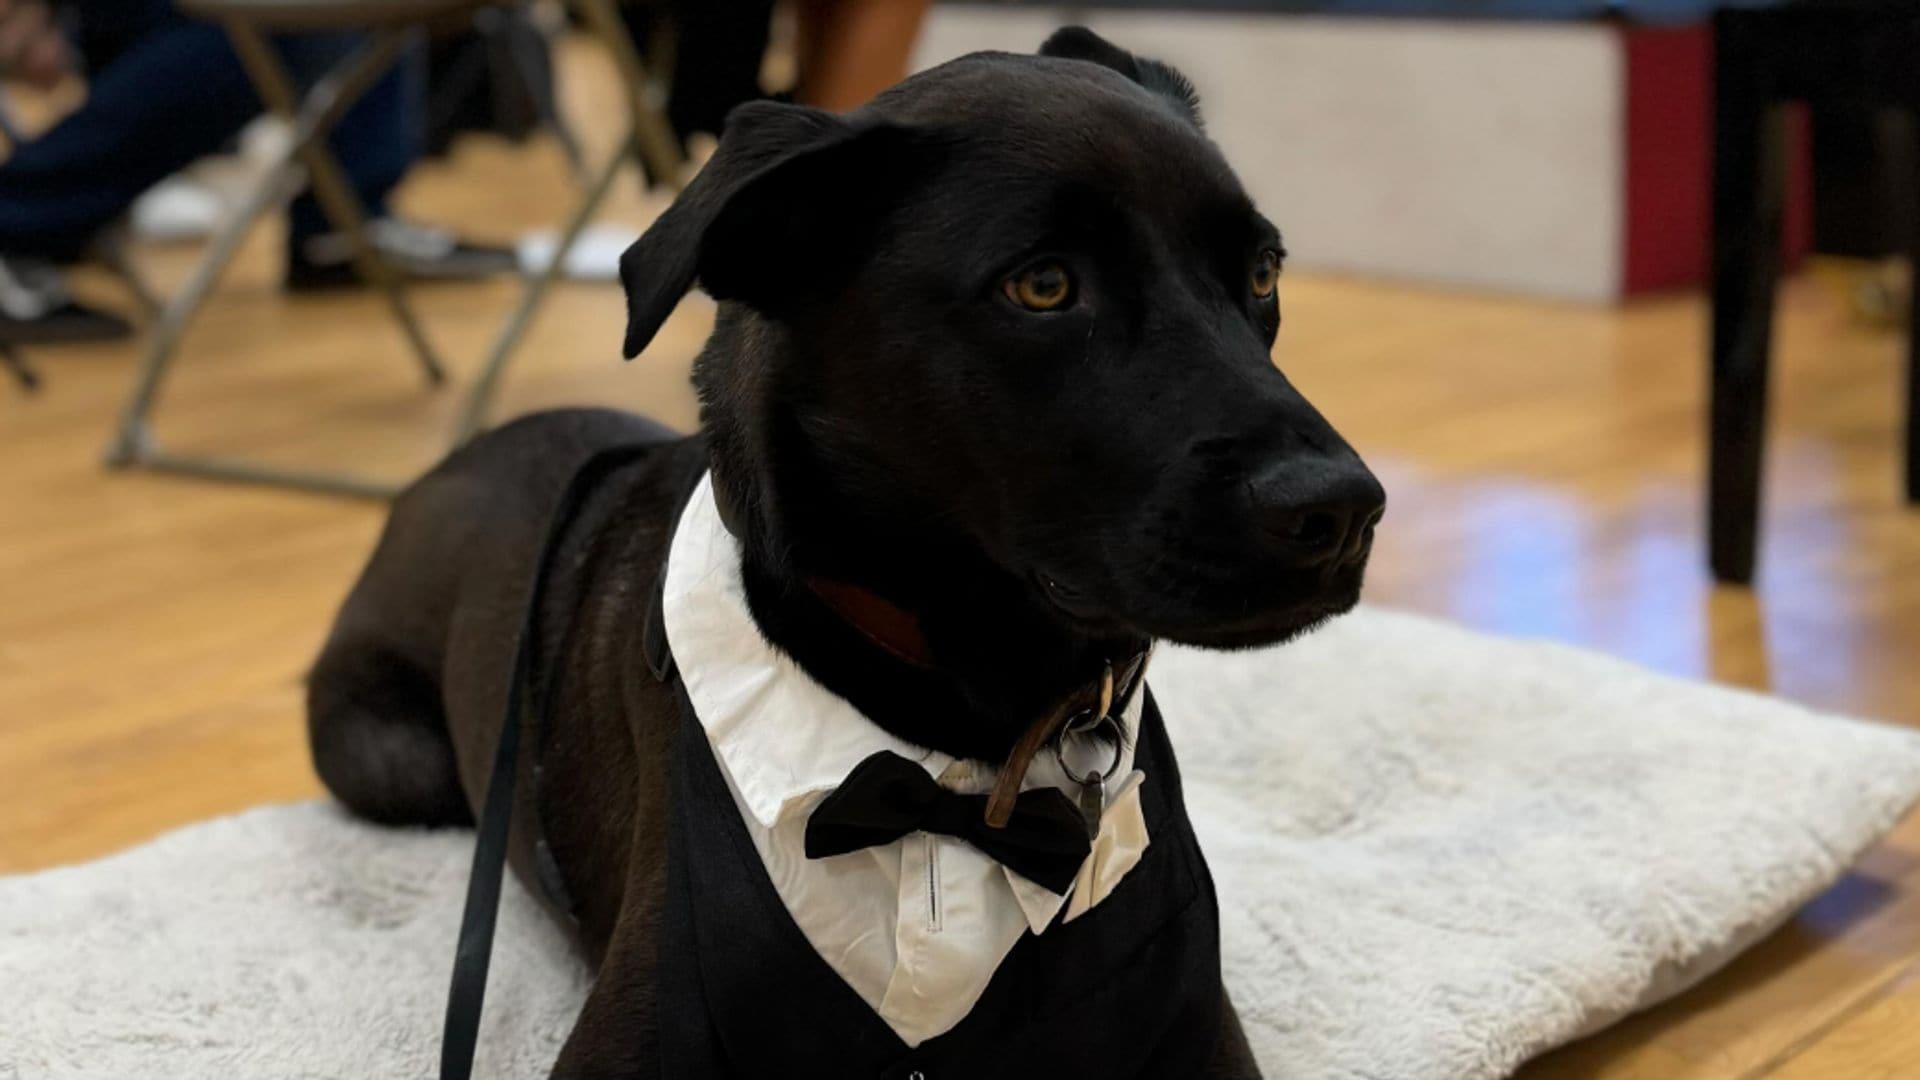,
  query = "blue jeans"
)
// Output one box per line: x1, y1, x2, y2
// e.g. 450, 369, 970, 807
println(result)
0, 0, 422, 261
